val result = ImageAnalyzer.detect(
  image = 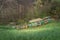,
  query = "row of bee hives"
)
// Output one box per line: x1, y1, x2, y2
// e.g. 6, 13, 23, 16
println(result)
7, 16, 52, 29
